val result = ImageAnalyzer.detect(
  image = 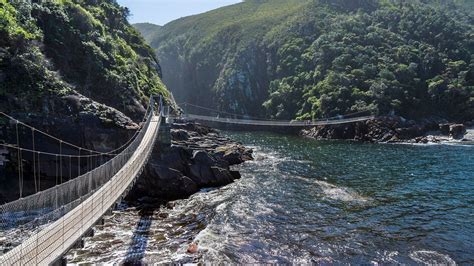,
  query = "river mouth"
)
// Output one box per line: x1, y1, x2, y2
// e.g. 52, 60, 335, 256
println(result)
66, 131, 474, 264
